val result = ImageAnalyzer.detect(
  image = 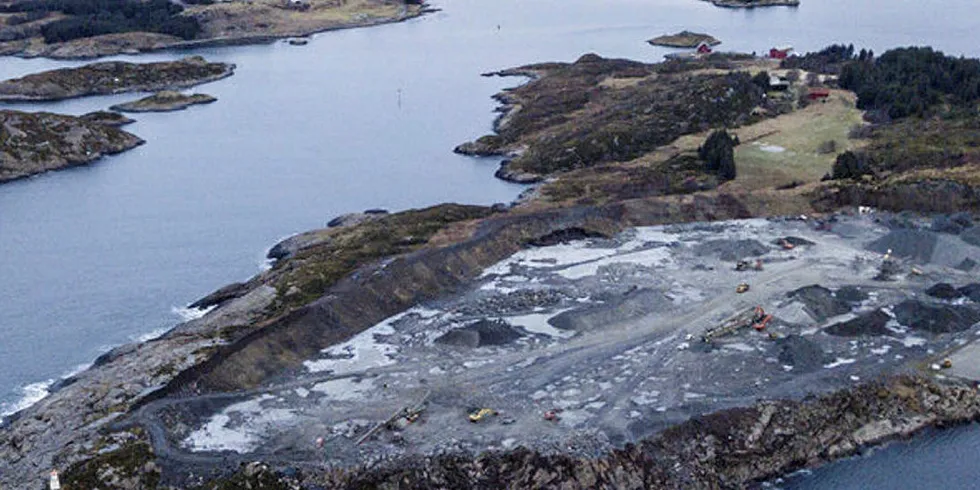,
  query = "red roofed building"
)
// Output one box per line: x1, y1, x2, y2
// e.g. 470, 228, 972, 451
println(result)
808, 88, 831, 101
769, 46, 793, 59
697, 42, 713, 54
